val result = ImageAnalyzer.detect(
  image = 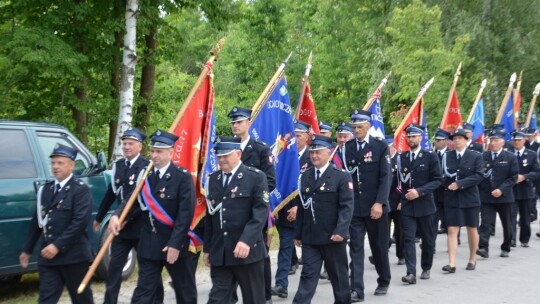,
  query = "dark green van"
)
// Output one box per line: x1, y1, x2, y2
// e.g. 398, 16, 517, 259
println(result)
0, 120, 135, 282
